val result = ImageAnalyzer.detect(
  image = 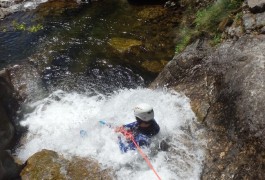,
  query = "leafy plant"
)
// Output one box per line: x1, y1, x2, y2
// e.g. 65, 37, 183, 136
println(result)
28, 24, 44, 32
13, 21, 26, 31
12, 21, 43, 32
211, 33, 222, 46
